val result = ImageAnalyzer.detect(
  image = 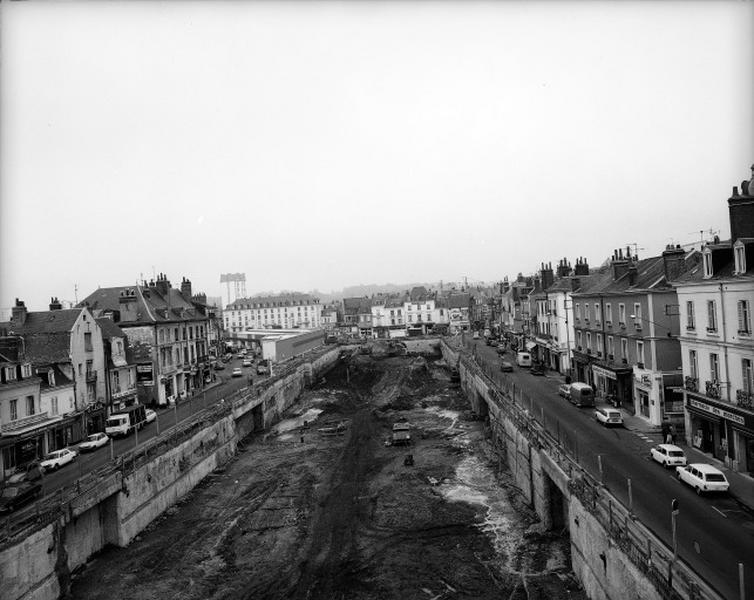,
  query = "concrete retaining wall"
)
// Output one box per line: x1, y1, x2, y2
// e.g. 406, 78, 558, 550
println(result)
1, 347, 341, 600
